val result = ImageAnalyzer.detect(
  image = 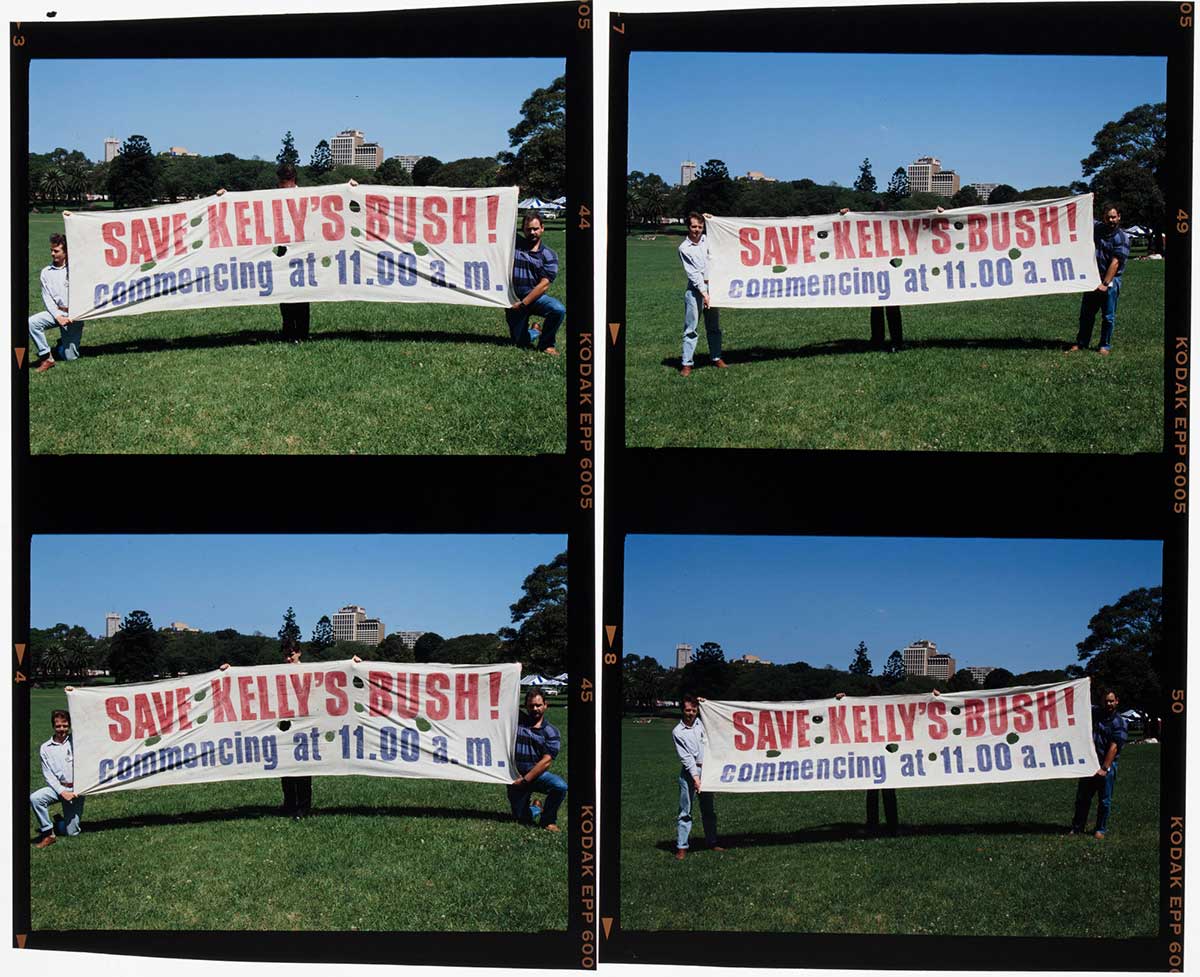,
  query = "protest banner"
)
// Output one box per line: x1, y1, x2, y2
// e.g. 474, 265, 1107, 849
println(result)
63, 185, 519, 320
66, 660, 521, 794
699, 679, 1097, 793
706, 194, 1099, 309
